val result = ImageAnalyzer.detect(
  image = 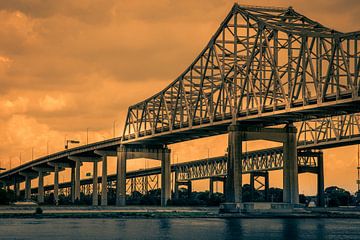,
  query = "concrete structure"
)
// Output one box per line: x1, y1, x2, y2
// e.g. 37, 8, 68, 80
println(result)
221, 123, 299, 212
116, 145, 171, 207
